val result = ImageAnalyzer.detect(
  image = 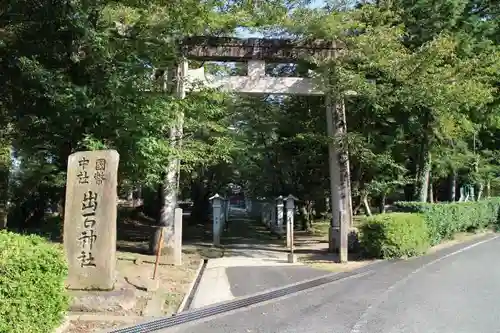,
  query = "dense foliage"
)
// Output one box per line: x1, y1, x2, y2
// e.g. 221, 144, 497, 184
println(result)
1, 0, 499, 236
359, 212, 430, 259
2, 0, 499, 327
395, 199, 500, 245
0, 231, 69, 333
